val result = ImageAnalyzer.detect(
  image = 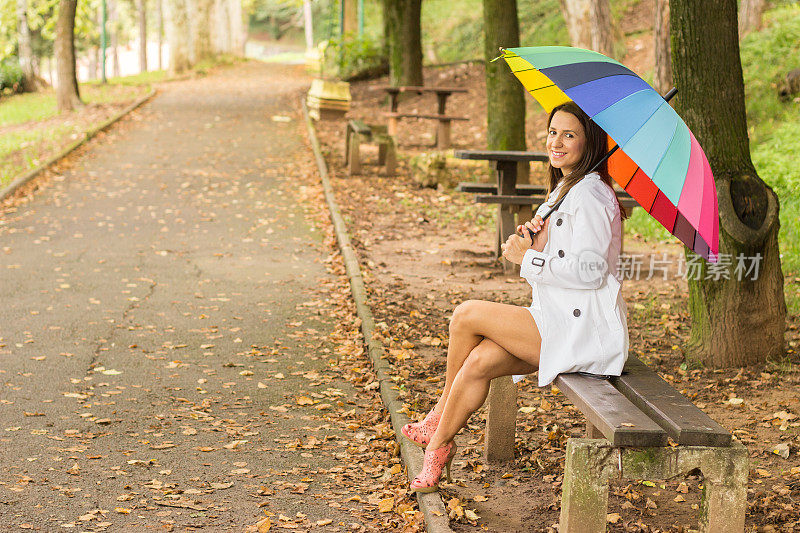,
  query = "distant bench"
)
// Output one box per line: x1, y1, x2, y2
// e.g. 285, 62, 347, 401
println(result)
483, 357, 747, 532
376, 86, 468, 149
